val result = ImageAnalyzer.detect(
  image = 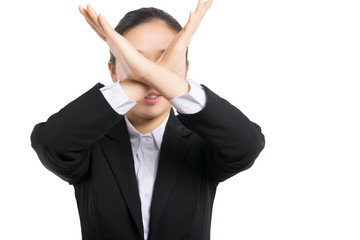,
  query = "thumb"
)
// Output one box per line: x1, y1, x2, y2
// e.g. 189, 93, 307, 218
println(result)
183, 11, 194, 33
